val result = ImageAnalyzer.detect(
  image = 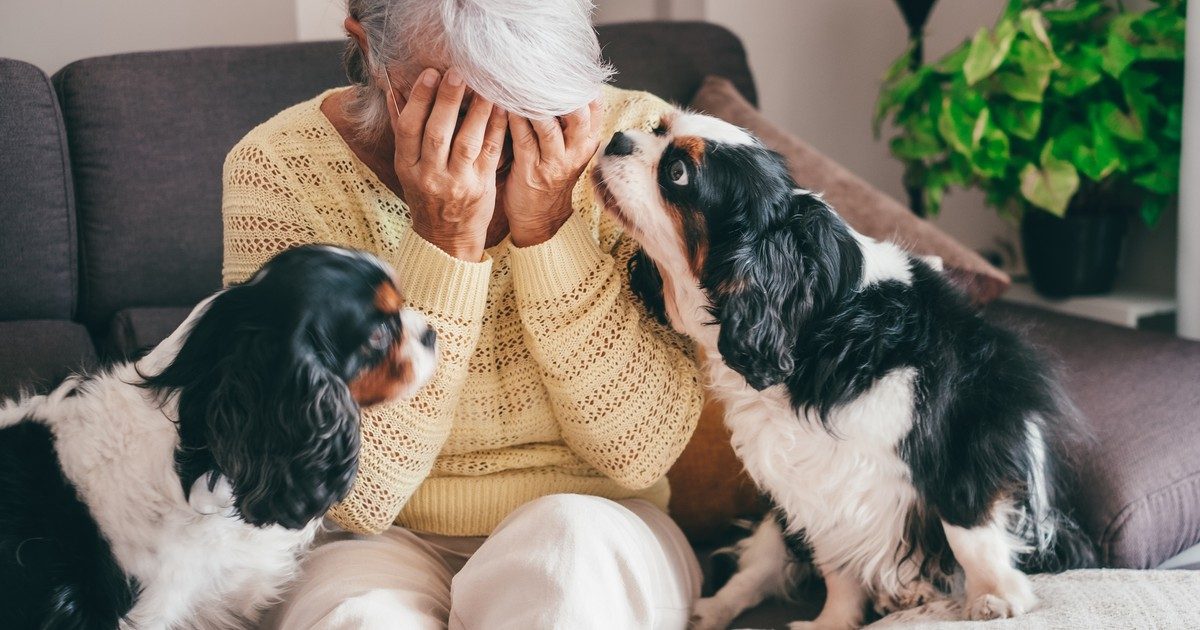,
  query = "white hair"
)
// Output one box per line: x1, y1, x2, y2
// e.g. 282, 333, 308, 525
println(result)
344, 0, 614, 141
